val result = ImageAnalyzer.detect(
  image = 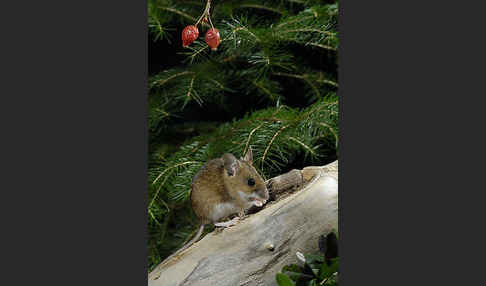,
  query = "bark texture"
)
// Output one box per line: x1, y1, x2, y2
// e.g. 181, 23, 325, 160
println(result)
148, 160, 338, 286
